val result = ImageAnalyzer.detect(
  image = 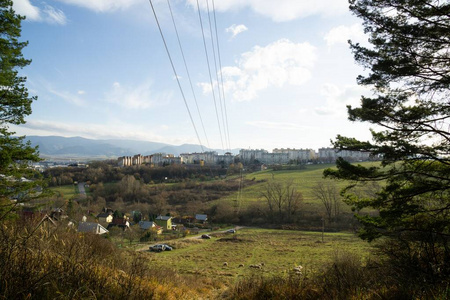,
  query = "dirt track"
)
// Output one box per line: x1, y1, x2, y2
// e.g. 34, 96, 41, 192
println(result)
135, 226, 244, 252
